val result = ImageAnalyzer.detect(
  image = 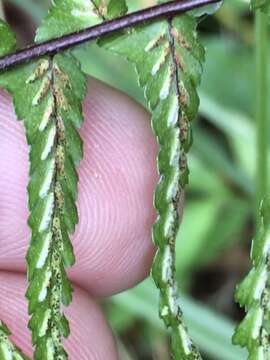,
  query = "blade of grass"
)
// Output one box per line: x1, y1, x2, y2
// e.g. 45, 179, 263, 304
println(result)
193, 128, 253, 195
255, 8, 269, 224
199, 92, 258, 183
